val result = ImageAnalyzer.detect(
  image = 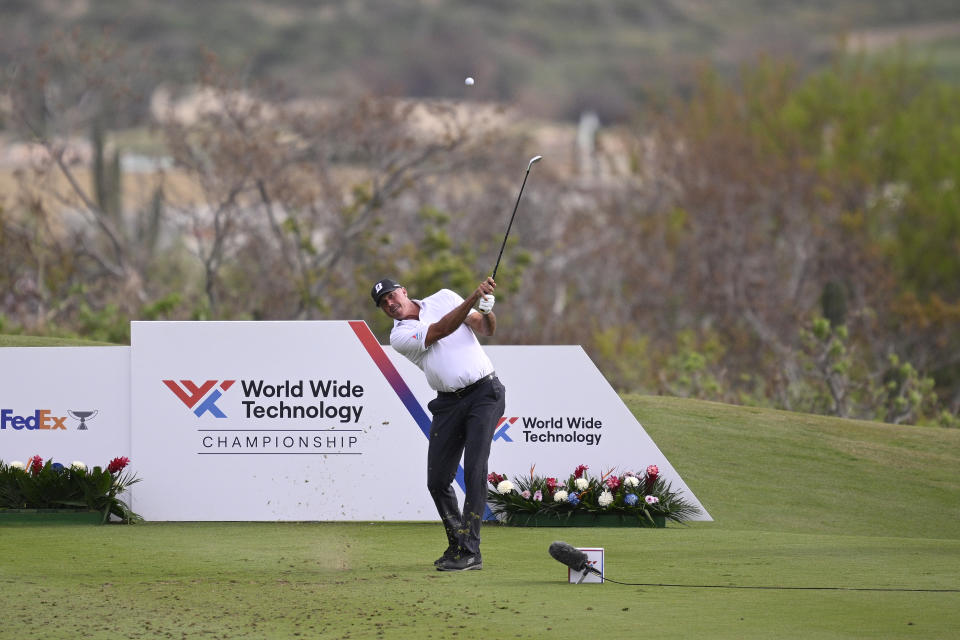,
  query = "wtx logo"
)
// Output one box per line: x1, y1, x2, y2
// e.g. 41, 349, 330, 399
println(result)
163, 380, 235, 418
493, 417, 517, 442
